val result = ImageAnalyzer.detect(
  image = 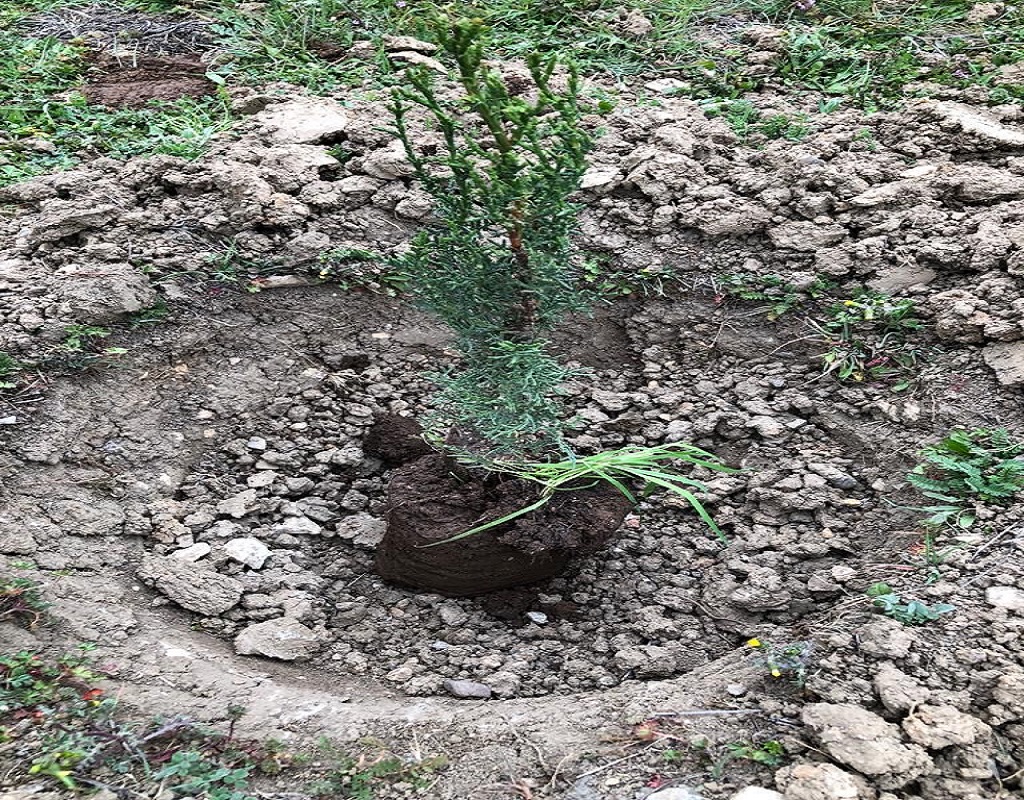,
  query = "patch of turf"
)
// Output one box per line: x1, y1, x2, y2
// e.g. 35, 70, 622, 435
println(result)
0, 30, 234, 187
